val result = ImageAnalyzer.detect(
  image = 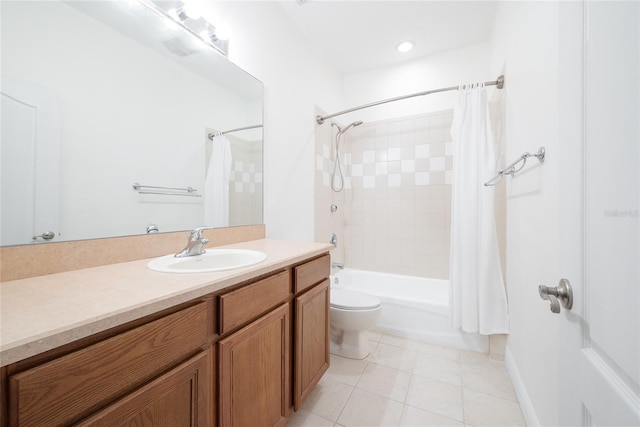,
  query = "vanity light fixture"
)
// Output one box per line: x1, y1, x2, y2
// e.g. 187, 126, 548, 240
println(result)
141, 0, 229, 56
396, 40, 414, 53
